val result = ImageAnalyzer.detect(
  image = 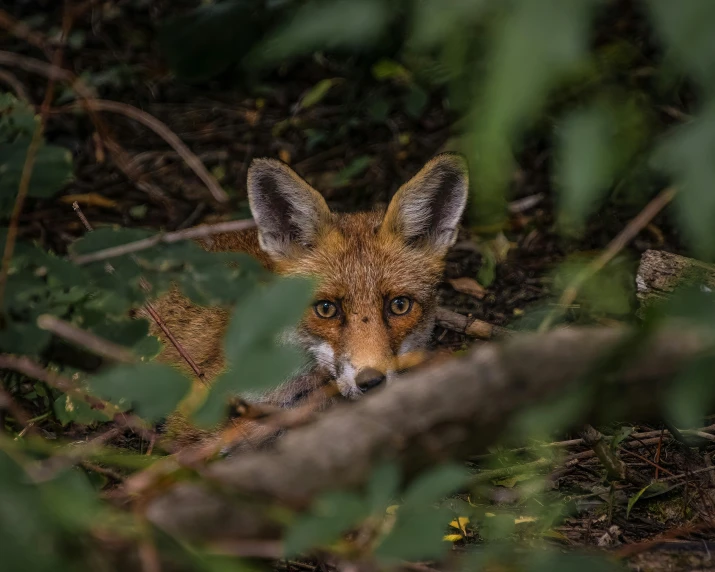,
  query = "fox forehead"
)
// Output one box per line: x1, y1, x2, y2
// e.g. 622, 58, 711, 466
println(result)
274, 210, 445, 301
